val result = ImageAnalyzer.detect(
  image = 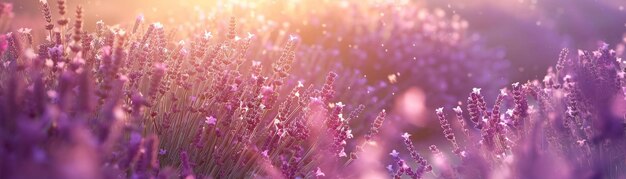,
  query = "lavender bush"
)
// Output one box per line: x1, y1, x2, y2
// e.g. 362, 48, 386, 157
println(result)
162, 0, 510, 117
0, 1, 387, 178
391, 44, 626, 178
